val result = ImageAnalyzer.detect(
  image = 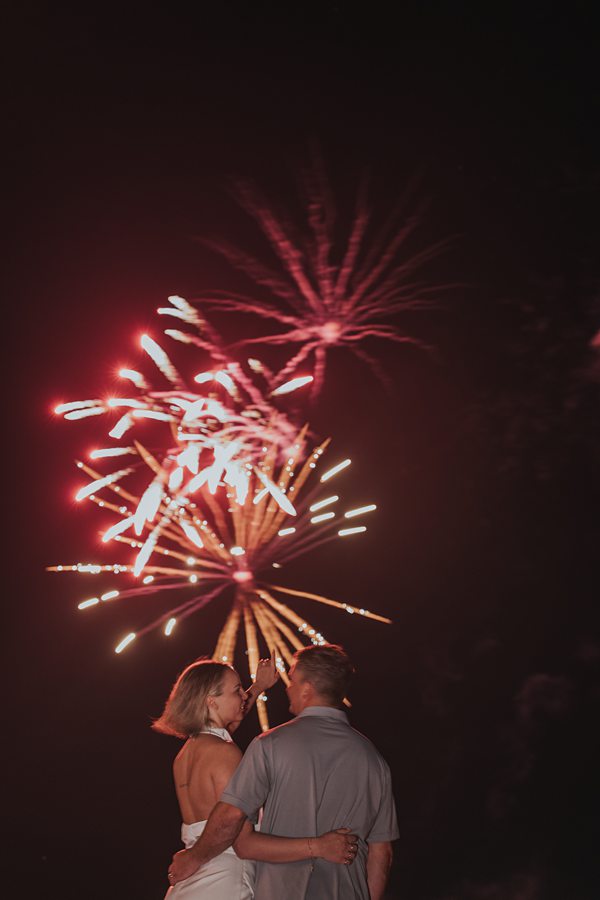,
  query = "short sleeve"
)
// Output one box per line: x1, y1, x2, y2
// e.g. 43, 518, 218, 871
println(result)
220, 735, 271, 824
366, 760, 400, 843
